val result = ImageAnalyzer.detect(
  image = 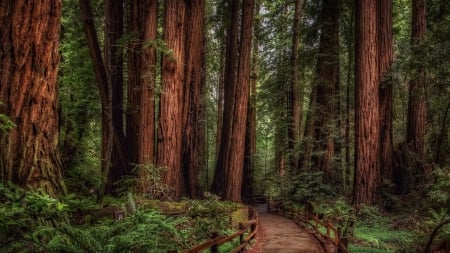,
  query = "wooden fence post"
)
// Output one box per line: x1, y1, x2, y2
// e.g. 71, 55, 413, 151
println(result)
239, 223, 244, 252
211, 231, 219, 253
